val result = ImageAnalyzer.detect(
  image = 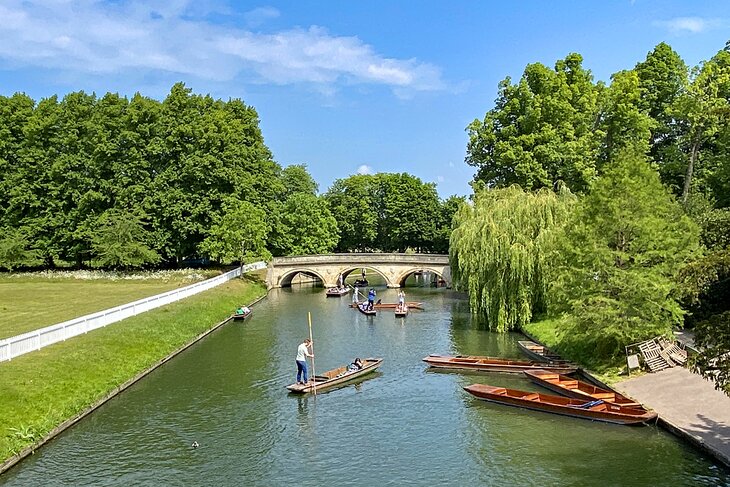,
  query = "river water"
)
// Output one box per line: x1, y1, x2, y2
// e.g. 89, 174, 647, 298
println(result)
2, 284, 728, 486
